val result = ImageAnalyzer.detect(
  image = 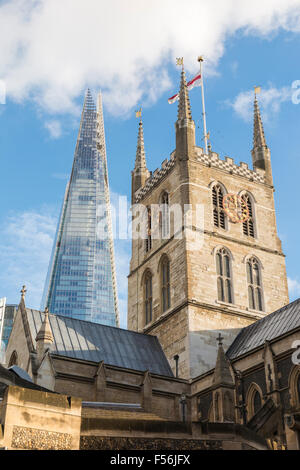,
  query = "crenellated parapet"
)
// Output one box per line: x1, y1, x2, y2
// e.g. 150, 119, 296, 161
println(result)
133, 146, 265, 203
195, 147, 265, 184
134, 153, 176, 203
